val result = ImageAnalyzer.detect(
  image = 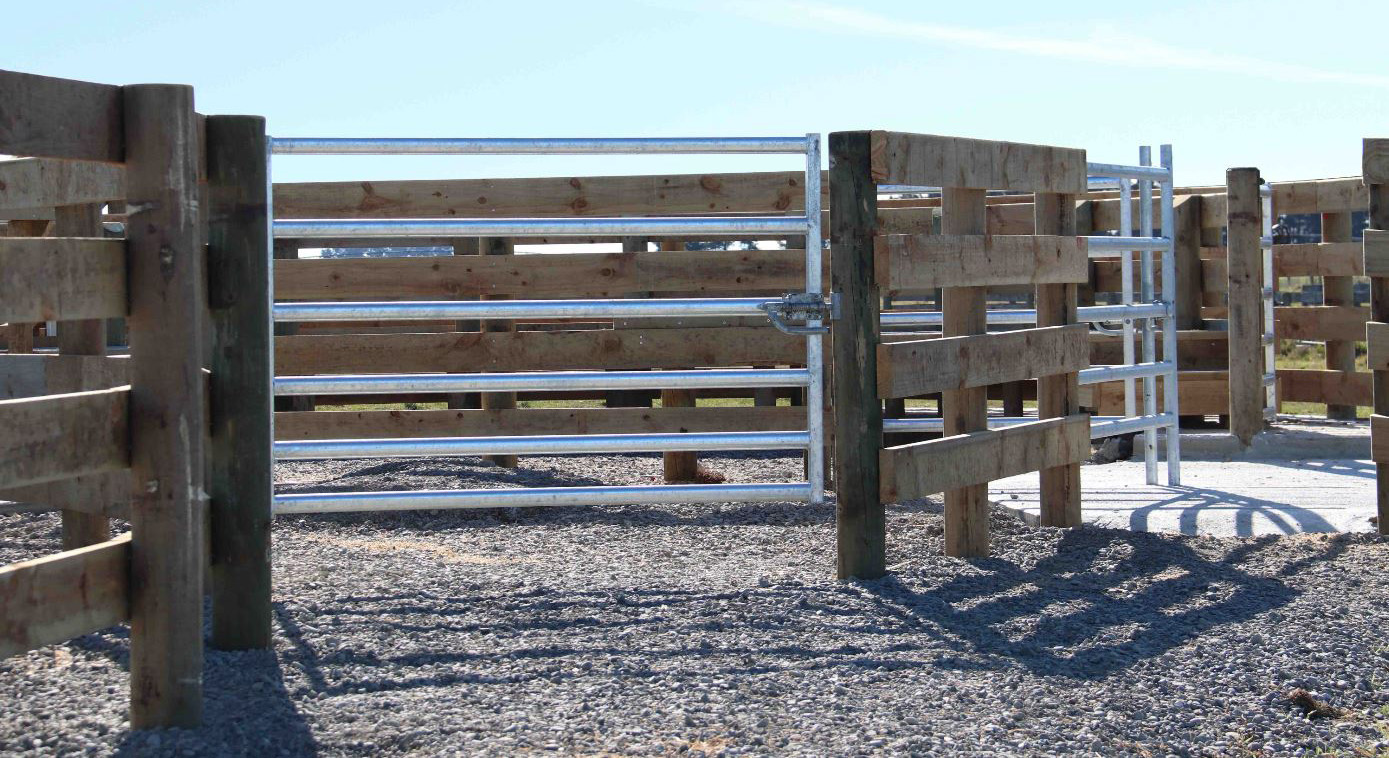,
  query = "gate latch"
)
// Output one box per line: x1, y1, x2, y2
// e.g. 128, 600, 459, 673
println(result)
758, 293, 839, 335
